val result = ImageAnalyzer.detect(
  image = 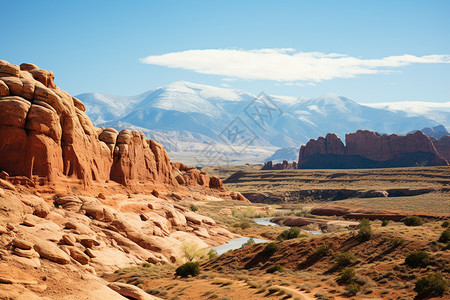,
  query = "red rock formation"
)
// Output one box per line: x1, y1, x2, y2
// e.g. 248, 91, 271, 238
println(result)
262, 160, 297, 170
298, 130, 448, 168
433, 135, 450, 162
0, 60, 229, 192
